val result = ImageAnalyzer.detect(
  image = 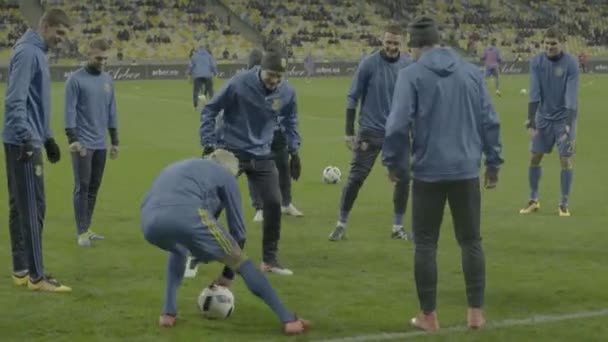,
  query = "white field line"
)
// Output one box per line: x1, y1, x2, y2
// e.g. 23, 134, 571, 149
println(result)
313, 308, 608, 342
